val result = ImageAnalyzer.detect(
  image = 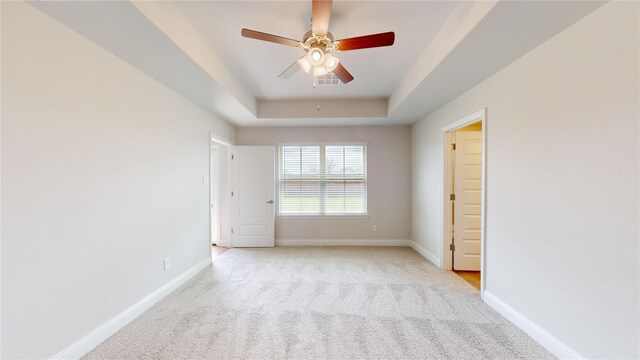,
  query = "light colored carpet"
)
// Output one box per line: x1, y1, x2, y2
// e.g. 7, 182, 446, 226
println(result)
84, 247, 553, 359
